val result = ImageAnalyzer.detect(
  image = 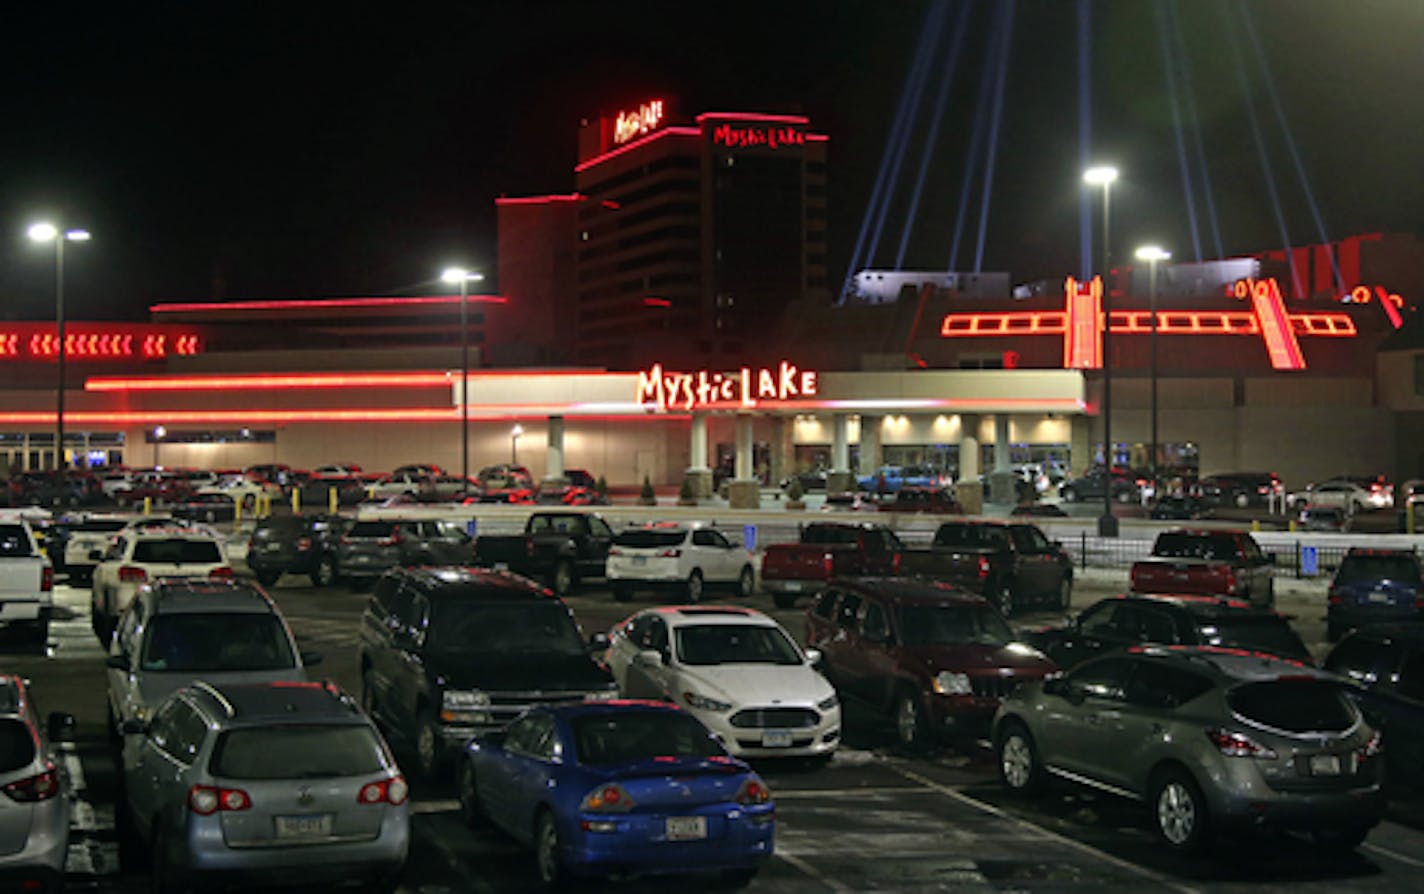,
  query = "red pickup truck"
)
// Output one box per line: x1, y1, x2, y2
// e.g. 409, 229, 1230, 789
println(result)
1129, 528, 1277, 608
760, 522, 903, 609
